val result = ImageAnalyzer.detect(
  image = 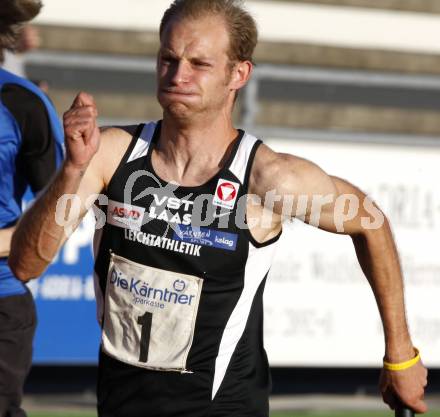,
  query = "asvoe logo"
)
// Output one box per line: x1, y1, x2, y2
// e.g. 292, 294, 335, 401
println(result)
107, 200, 145, 231
213, 179, 240, 209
